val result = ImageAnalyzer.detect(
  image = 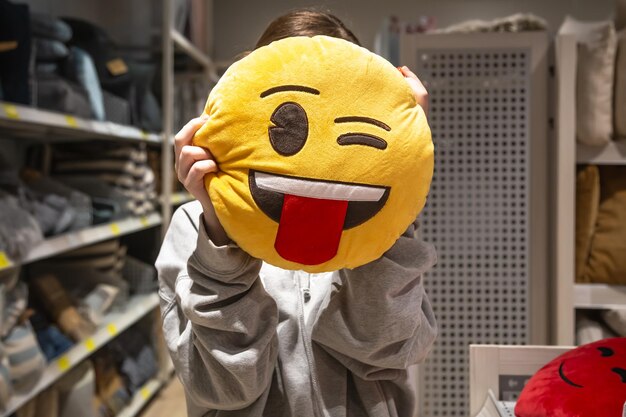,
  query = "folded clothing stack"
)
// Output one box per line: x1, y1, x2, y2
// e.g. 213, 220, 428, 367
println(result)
107, 328, 158, 395
0, 161, 93, 263
30, 12, 101, 120
29, 239, 130, 328
52, 142, 157, 218
0, 269, 48, 409
121, 256, 157, 295
63, 18, 162, 132
0, 190, 43, 263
